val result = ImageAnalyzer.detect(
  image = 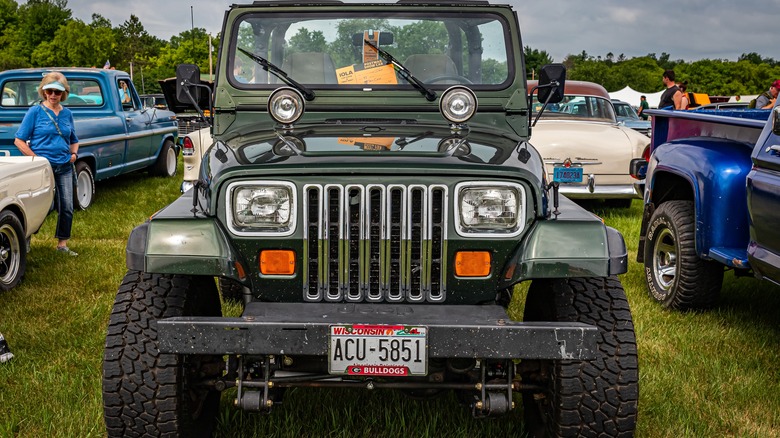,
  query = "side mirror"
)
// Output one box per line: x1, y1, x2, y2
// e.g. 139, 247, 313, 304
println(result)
176, 64, 201, 104
773, 107, 780, 136
143, 96, 155, 109
537, 64, 566, 104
